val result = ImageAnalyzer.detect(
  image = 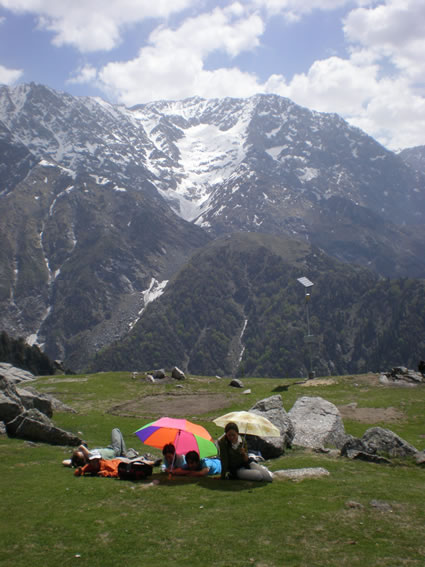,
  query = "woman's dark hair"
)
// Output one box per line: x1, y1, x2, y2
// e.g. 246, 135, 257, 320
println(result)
185, 450, 200, 465
224, 422, 239, 434
71, 450, 86, 467
162, 443, 176, 455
